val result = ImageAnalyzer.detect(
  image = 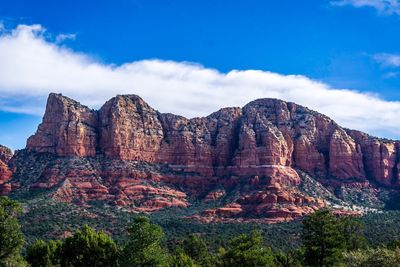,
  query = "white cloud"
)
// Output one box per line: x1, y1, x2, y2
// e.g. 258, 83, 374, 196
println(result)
373, 53, 400, 67
55, 33, 76, 43
331, 0, 400, 15
0, 24, 400, 139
